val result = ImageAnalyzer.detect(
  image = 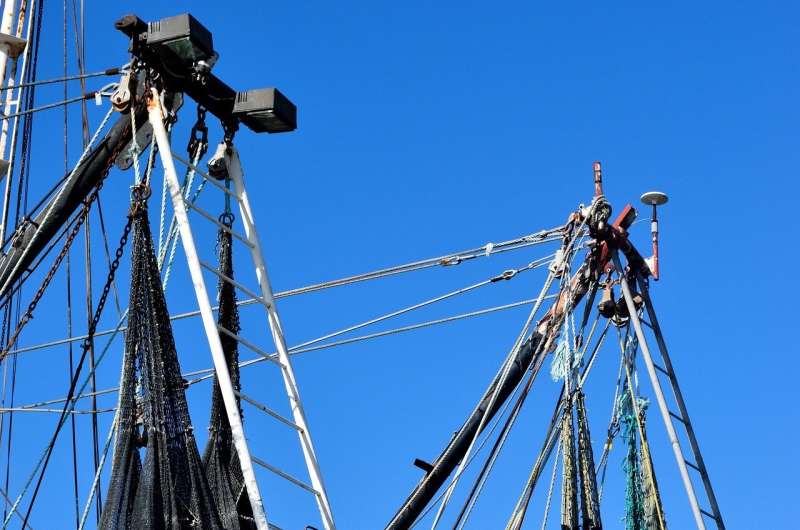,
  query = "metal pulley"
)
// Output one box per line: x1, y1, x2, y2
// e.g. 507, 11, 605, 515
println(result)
111, 70, 133, 112
614, 291, 643, 320
598, 283, 616, 318
207, 142, 229, 180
